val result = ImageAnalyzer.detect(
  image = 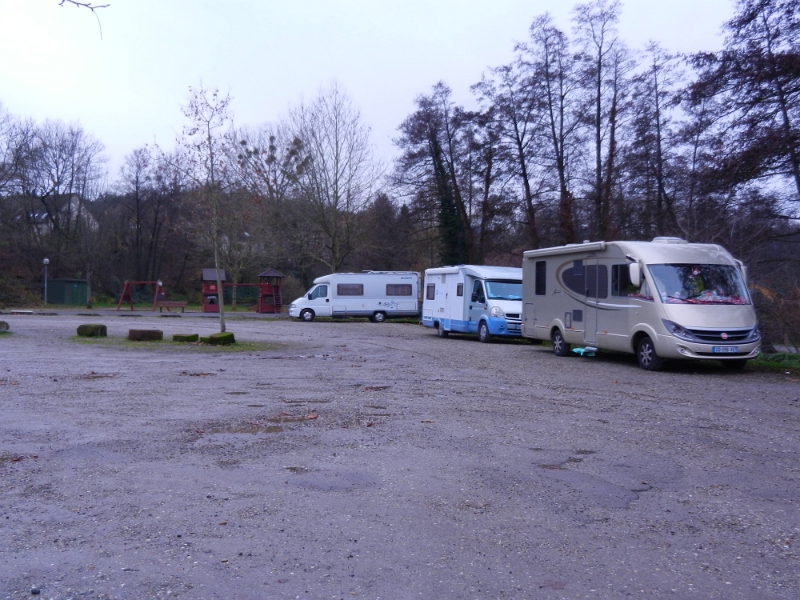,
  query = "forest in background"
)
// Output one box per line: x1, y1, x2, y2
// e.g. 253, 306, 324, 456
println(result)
1, 0, 799, 345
